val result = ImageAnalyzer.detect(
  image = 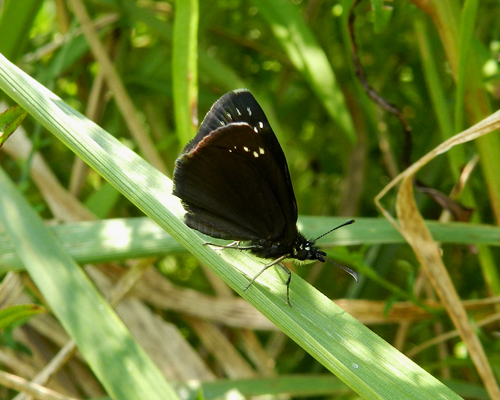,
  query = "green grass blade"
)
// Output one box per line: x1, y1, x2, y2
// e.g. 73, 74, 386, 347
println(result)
172, 0, 199, 146
0, 105, 27, 147
454, 0, 479, 133
0, 0, 42, 61
251, 0, 355, 142
370, 0, 393, 33
414, 19, 464, 177
0, 304, 46, 330
2, 216, 500, 274
0, 167, 179, 400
